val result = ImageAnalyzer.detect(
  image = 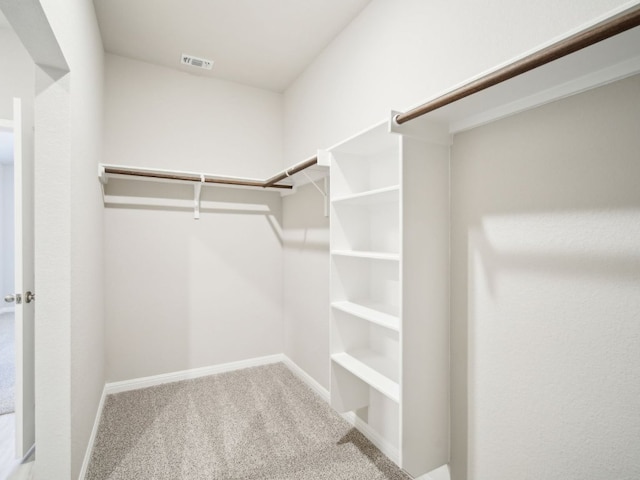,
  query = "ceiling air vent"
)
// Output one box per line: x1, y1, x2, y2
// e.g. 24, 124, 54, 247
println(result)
181, 53, 213, 70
